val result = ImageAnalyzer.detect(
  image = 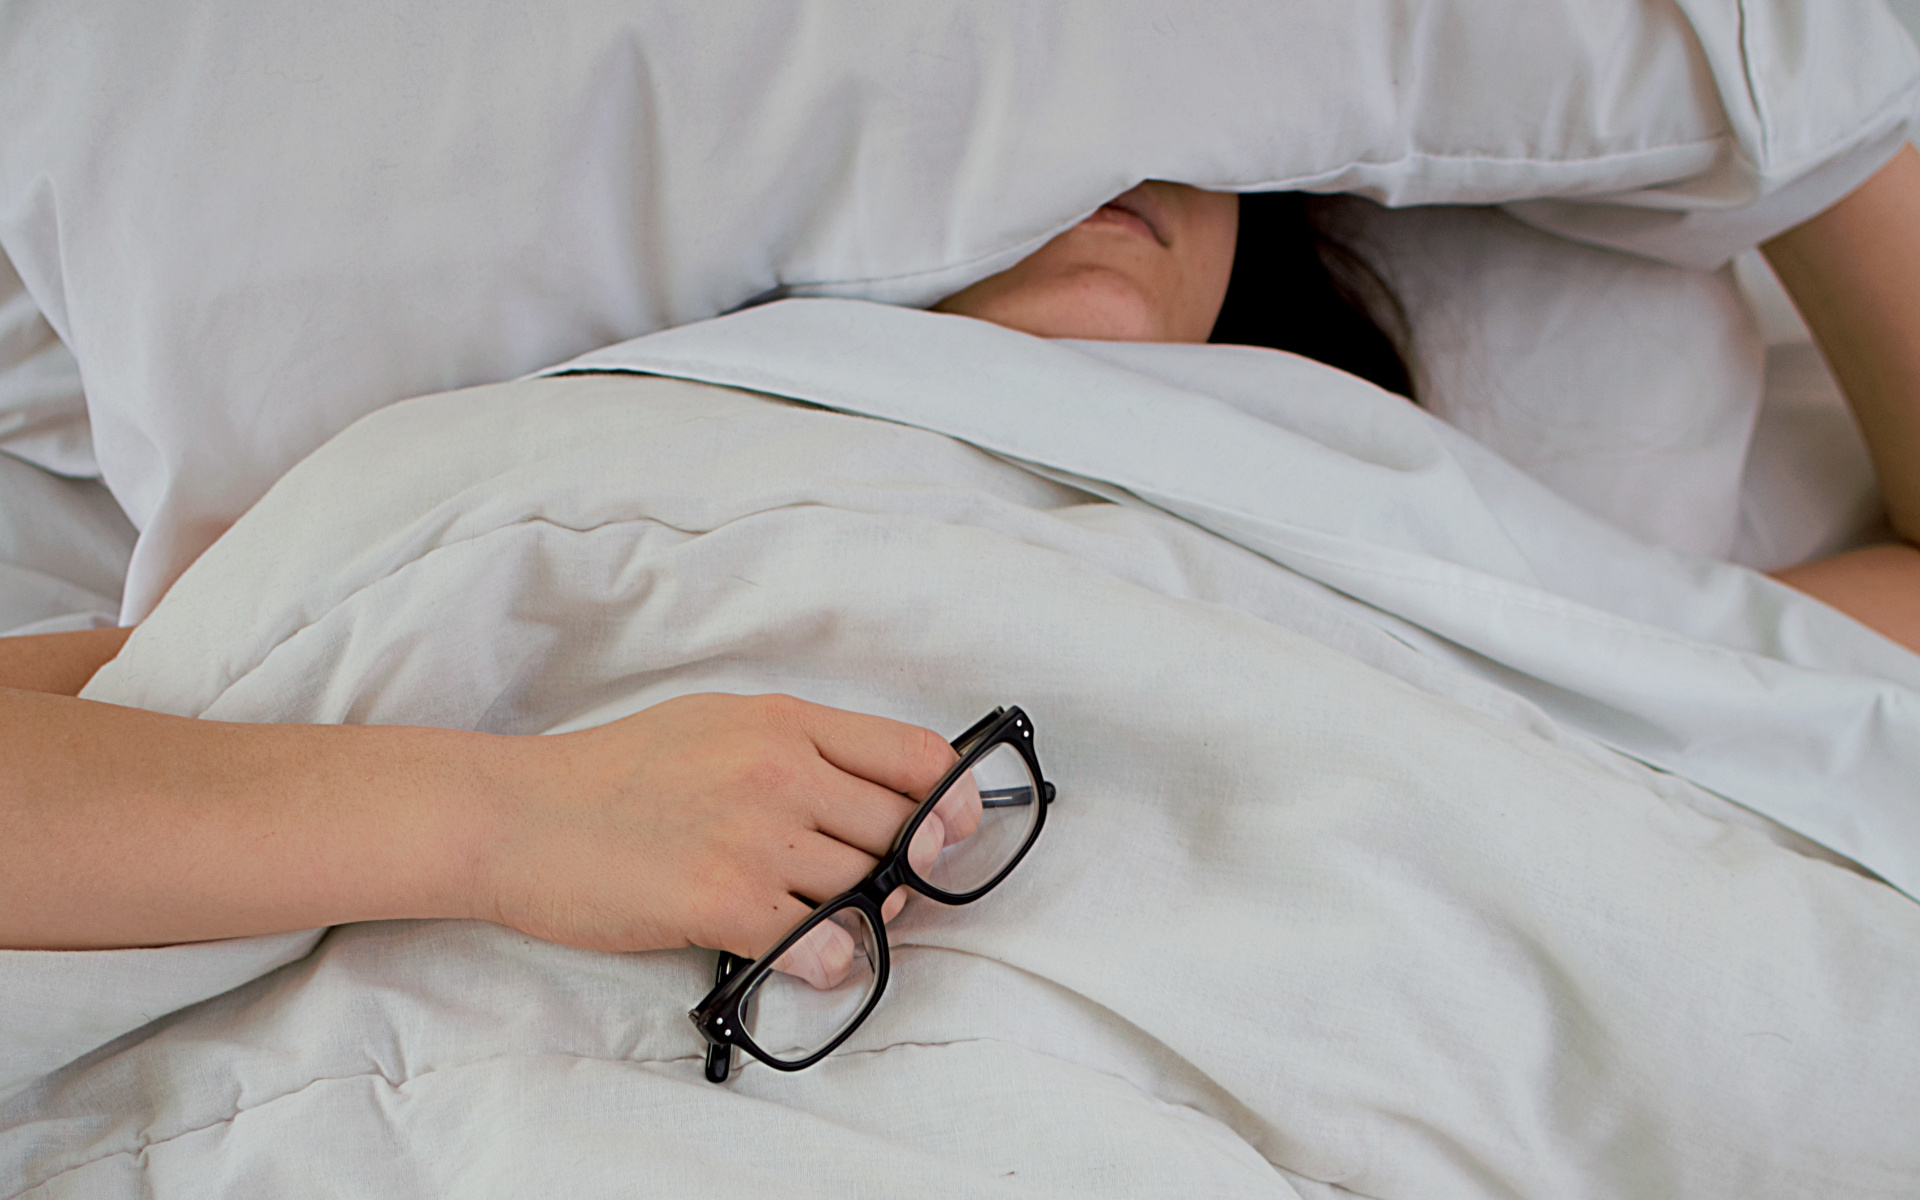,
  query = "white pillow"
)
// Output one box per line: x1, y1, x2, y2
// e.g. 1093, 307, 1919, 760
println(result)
0, 251, 91, 479
1, 0, 1914, 618
1331, 199, 1898, 568
0, 454, 133, 636
1325, 198, 1768, 560
0, 251, 127, 635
